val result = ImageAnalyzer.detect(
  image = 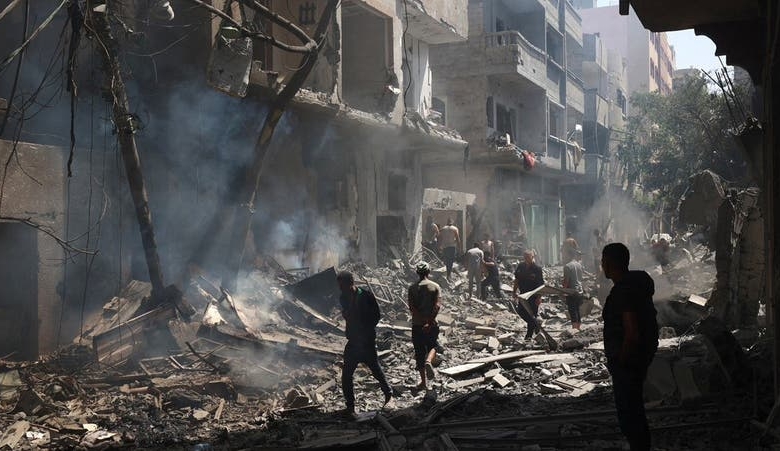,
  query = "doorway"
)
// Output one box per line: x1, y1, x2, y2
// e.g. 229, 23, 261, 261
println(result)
0, 222, 38, 360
